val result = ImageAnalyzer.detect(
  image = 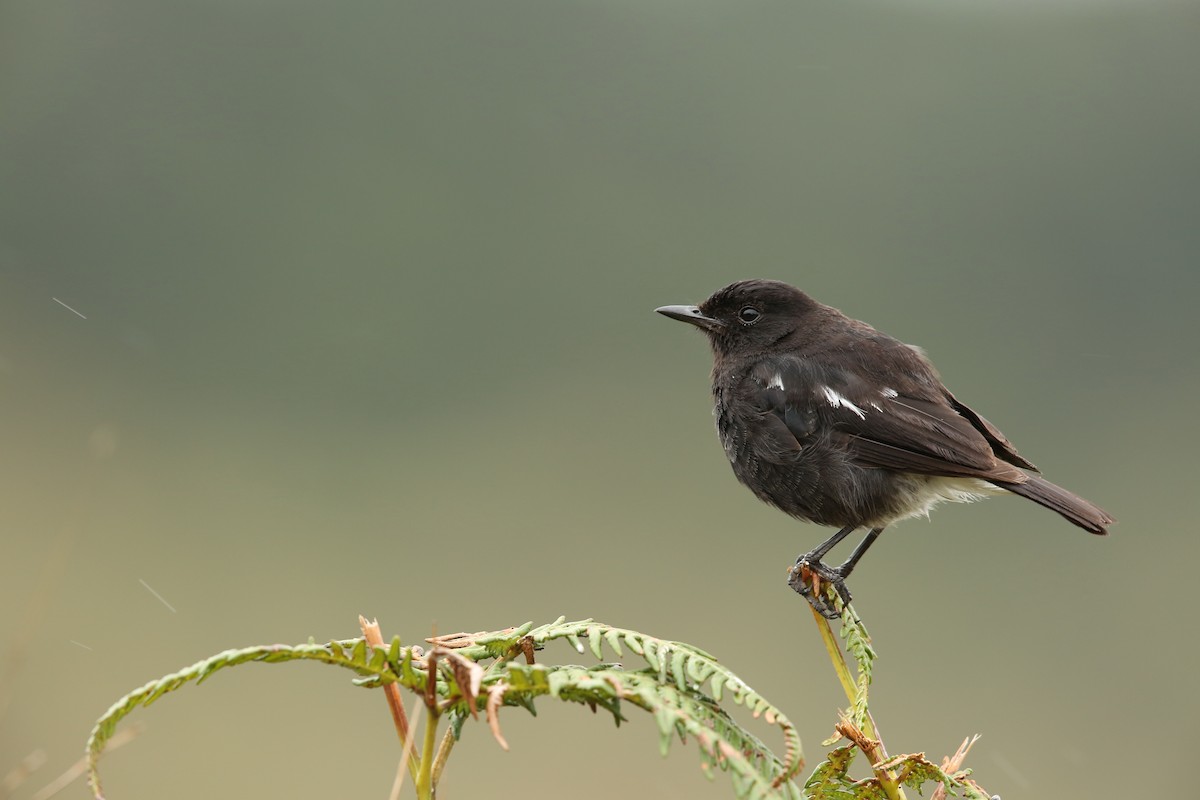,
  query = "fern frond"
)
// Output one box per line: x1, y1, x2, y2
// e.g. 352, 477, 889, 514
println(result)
86, 637, 421, 798
502, 663, 801, 799
86, 617, 991, 800
804, 743, 993, 800
86, 619, 804, 800
524, 617, 805, 784
838, 610, 875, 729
